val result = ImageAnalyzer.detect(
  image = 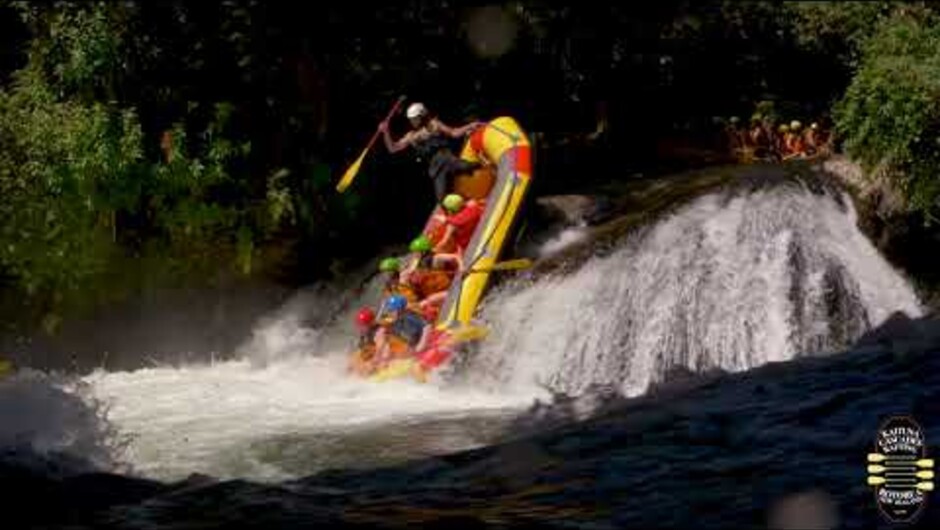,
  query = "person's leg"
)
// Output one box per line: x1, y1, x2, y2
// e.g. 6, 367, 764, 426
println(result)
374, 327, 391, 367
433, 172, 448, 203
414, 325, 432, 354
